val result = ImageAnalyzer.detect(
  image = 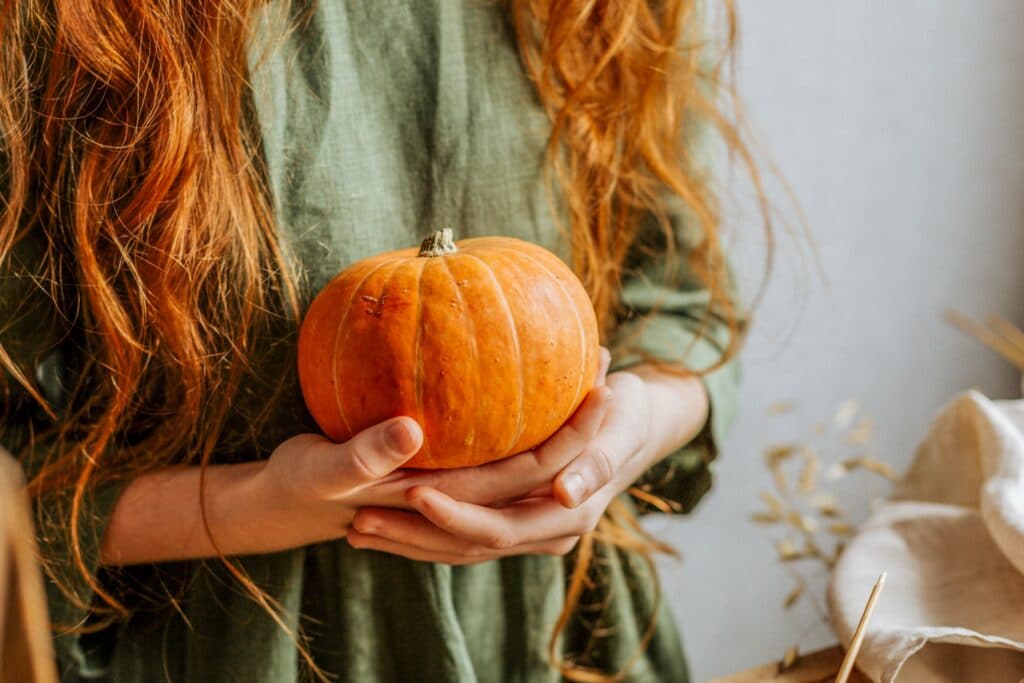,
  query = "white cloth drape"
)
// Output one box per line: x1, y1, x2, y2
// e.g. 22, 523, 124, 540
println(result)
828, 391, 1024, 682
